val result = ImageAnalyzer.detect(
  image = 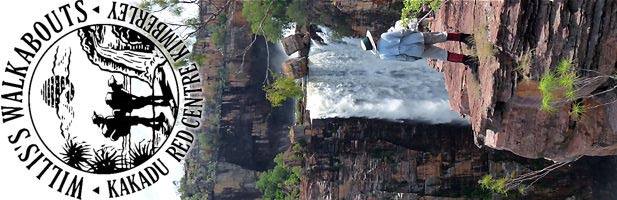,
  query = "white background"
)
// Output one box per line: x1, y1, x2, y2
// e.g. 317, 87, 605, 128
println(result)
0, 0, 197, 199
